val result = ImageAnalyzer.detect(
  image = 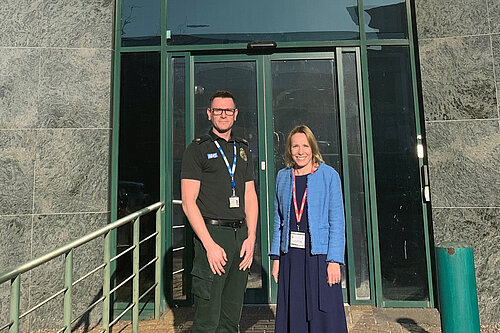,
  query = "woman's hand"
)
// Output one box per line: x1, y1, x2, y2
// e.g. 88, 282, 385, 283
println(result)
272, 260, 280, 283
327, 262, 341, 286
